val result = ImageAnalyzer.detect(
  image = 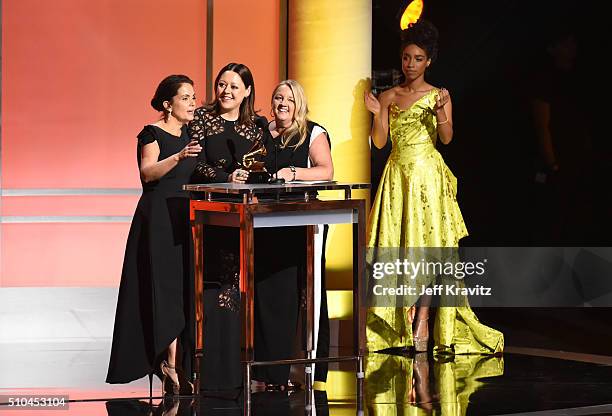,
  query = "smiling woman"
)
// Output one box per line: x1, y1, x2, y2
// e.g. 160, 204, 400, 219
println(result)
189, 62, 263, 184
106, 75, 201, 397
251, 79, 333, 390
187, 62, 268, 392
